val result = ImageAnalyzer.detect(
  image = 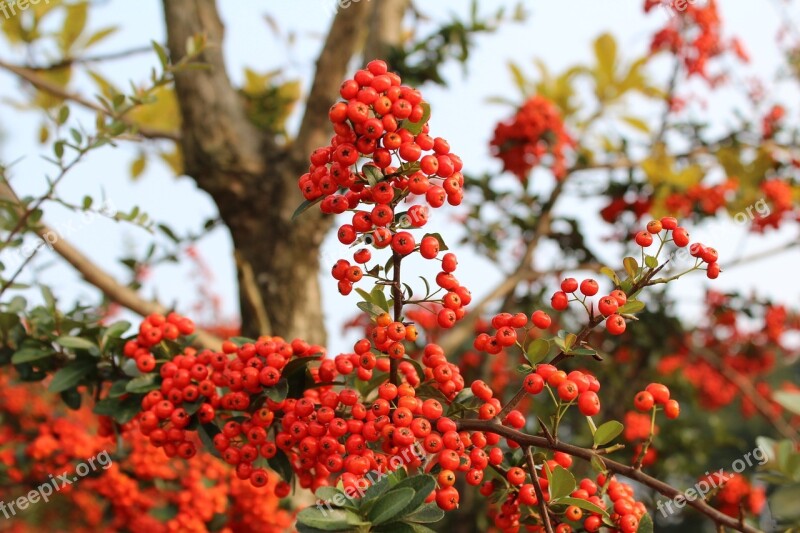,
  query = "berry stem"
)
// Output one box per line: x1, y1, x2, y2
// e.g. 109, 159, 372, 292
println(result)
455, 419, 759, 533
525, 446, 554, 533
390, 251, 403, 386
